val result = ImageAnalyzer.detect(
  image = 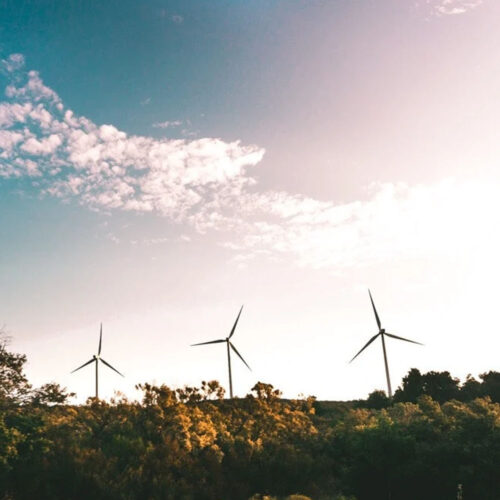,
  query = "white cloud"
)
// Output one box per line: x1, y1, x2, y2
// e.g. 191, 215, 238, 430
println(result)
0, 130, 25, 155
21, 134, 62, 155
1, 55, 499, 273
420, 0, 484, 16
0, 57, 265, 224
29, 104, 54, 128
0, 102, 33, 127
2, 53, 25, 73
152, 120, 182, 129
158, 9, 183, 24
6, 70, 62, 107
226, 180, 500, 270
131, 237, 171, 246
